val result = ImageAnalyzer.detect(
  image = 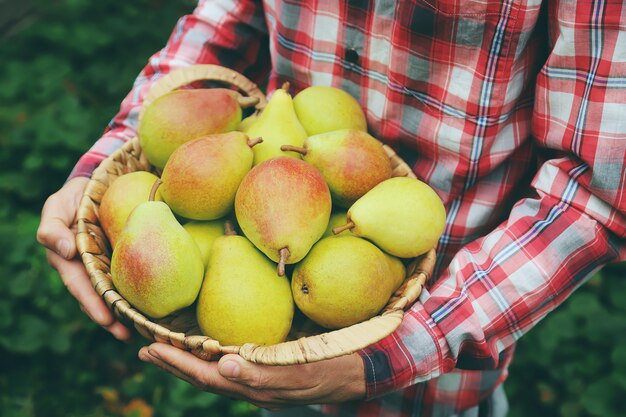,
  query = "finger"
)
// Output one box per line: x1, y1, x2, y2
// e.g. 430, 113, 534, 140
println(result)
105, 321, 133, 341
139, 347, 200, 386
47, 249, 111, 324
218, 354, 310, 391
37, 177, 89, 259
139, 351, 269, 406
46, 249, 131, 340
142, 344, 251, 397
38, 214, 75, 259
80, 303, 133, 341
38, 199, 77, 261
